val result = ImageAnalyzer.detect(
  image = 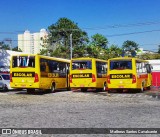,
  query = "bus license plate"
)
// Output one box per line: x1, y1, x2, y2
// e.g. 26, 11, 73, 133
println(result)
80, 84, 84, 87
21, 85, 26, 87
